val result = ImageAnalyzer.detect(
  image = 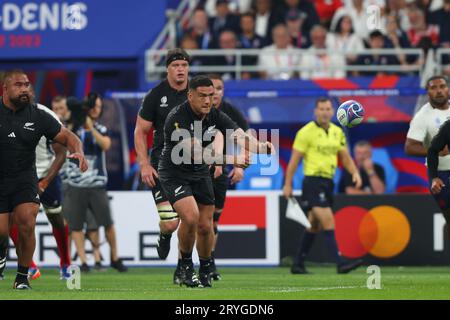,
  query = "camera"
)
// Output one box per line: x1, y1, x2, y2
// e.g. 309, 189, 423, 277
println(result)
66, 93, 99, 132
